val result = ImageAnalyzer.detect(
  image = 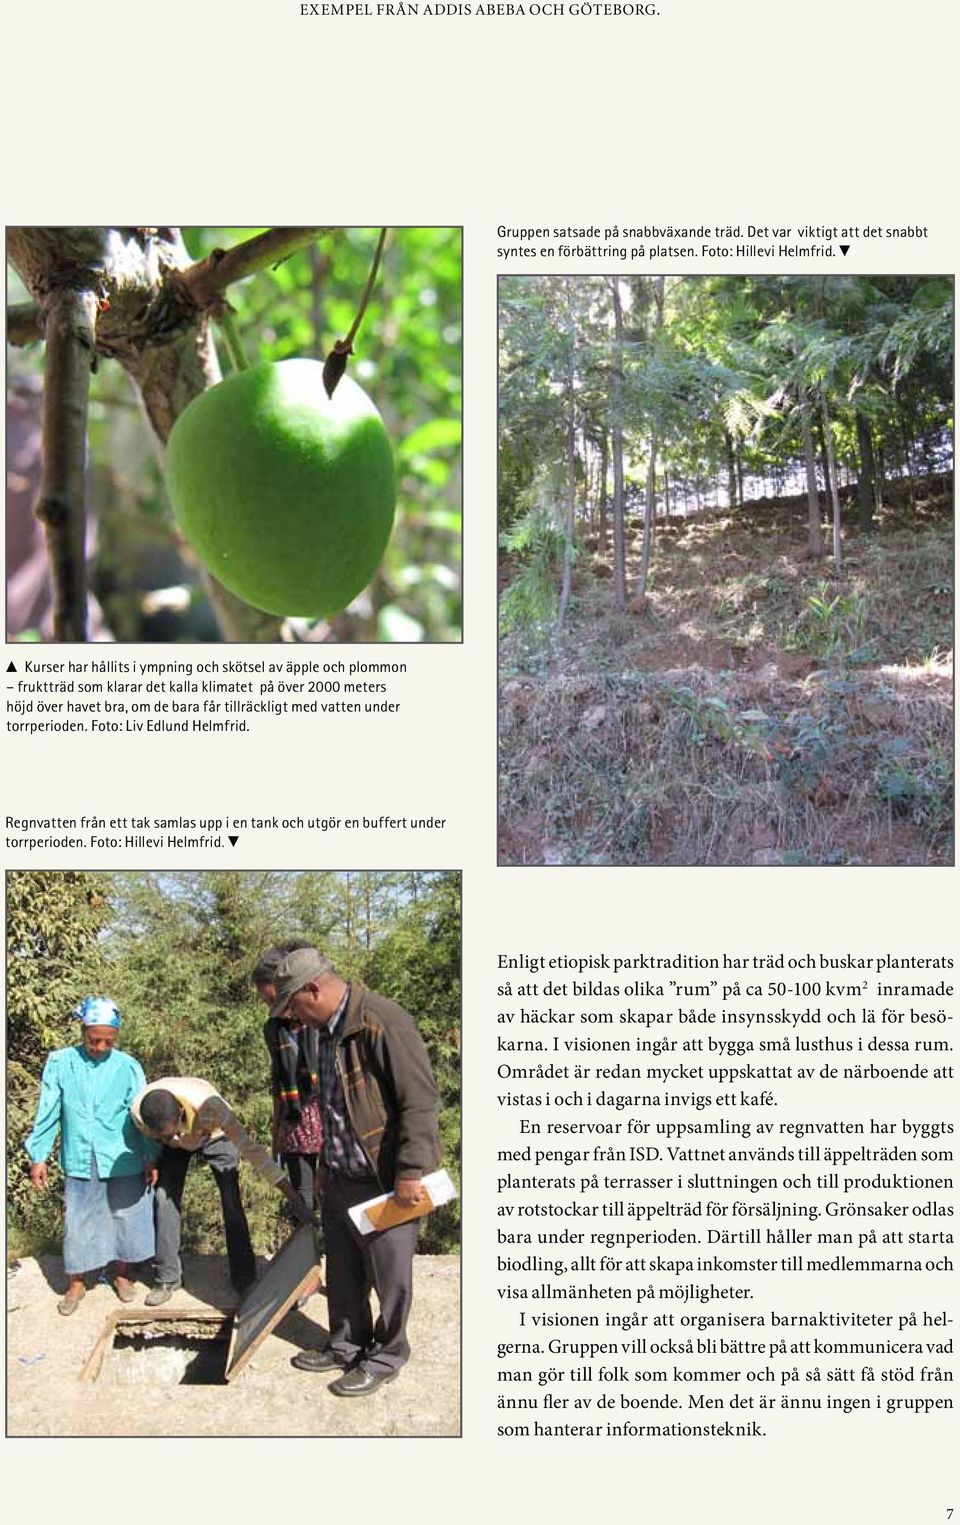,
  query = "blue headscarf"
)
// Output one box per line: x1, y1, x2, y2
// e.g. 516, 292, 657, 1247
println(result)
74, 996, 121, 1029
